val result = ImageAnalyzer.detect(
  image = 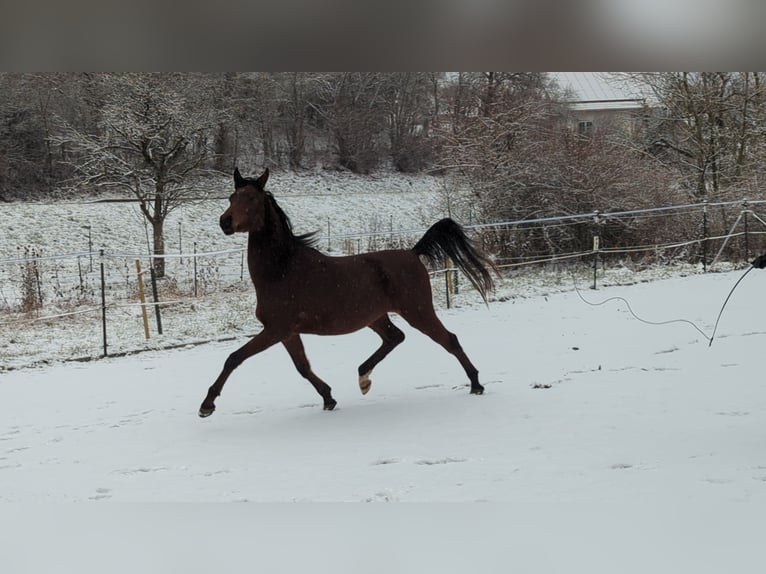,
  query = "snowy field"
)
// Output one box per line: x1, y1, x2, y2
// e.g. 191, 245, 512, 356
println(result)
3, 266, 766, 569
0, 170, 449, 257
